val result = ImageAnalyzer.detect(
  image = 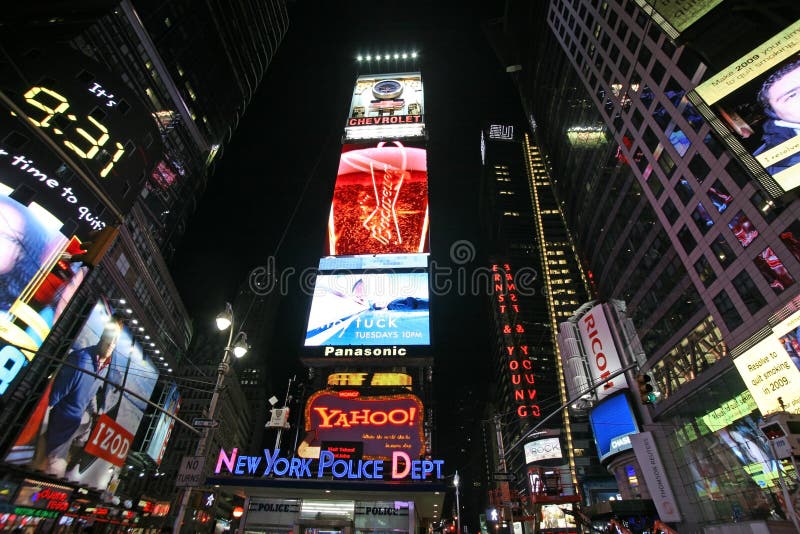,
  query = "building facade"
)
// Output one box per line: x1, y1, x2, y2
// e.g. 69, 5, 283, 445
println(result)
488, 0, 800, 531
